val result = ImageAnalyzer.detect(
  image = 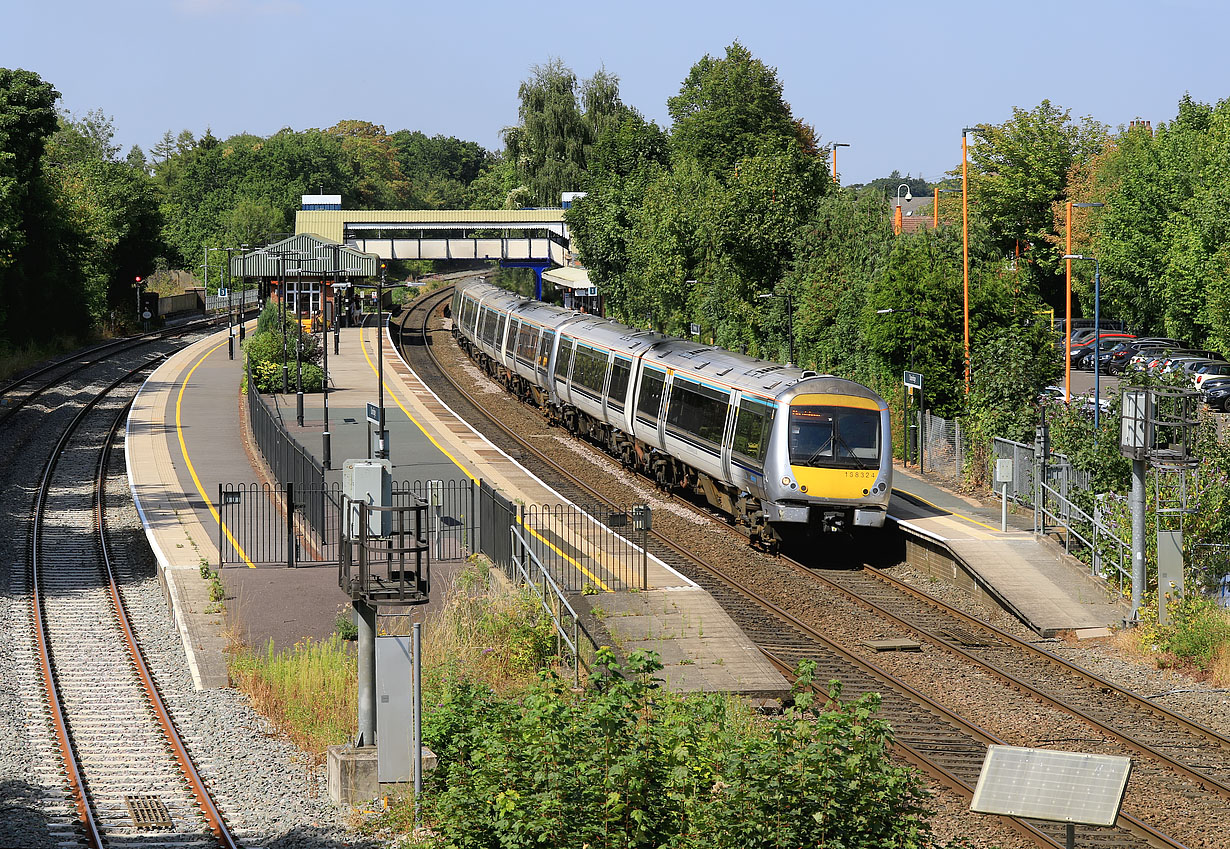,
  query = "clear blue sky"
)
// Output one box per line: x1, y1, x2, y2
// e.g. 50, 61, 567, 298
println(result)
4, 0, 1227, 186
